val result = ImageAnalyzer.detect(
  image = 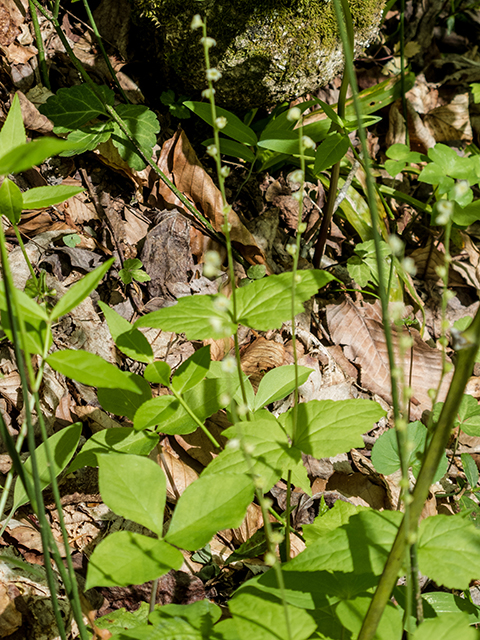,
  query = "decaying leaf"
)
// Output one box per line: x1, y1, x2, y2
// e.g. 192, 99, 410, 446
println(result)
326, 298, 452, 419
424, 93, 473, 143
150, 130, 268, 266
240, 337, 286, 390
